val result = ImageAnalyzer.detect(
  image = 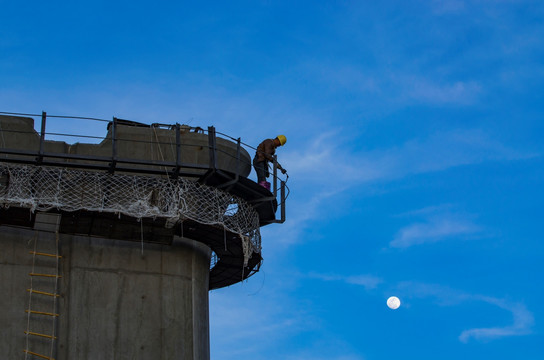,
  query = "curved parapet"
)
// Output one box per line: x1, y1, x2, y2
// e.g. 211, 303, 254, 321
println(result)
0, 113, 286, 289
0, 115, 251, 177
